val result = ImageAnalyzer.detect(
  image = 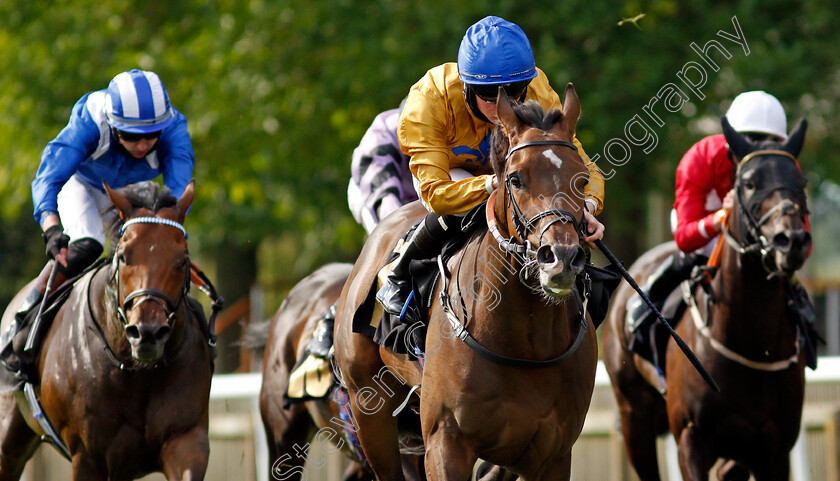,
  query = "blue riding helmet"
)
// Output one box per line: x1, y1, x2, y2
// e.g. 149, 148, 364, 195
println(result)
105, 69, 174, 134
457, 16, 537, 85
